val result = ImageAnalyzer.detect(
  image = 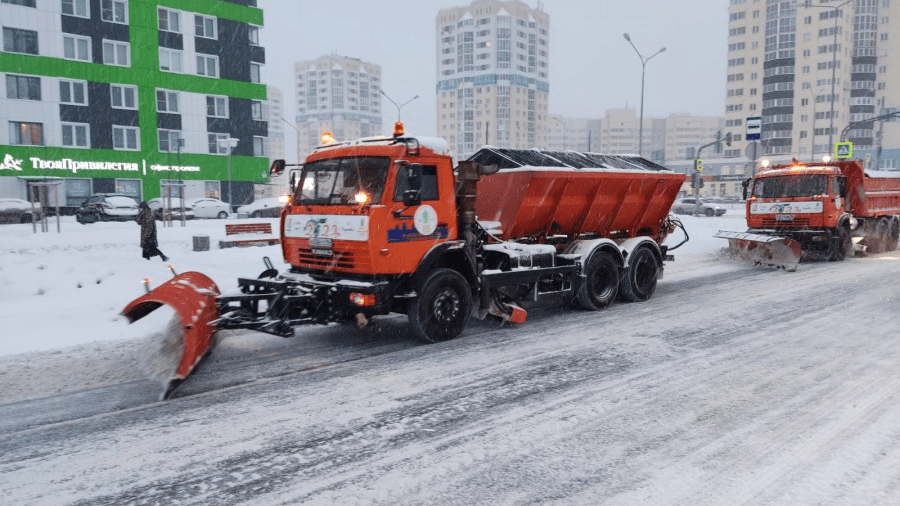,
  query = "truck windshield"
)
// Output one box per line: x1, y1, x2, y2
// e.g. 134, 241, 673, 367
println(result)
297, 156, 390, 205
752, 174, 828, 198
